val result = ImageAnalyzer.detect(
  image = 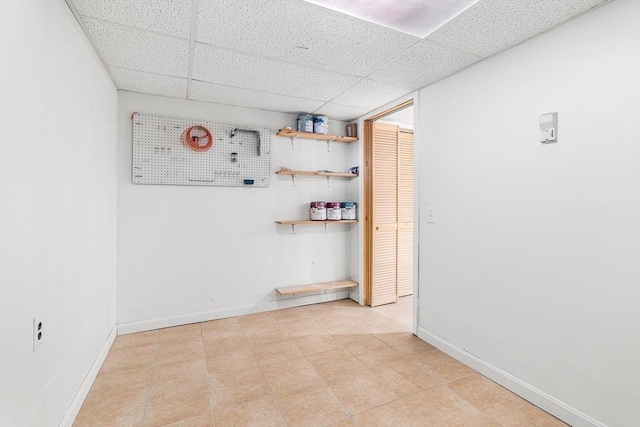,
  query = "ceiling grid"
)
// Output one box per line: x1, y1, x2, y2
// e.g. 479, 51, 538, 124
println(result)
66, 0, 612, 121
185, 0, 200, 99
